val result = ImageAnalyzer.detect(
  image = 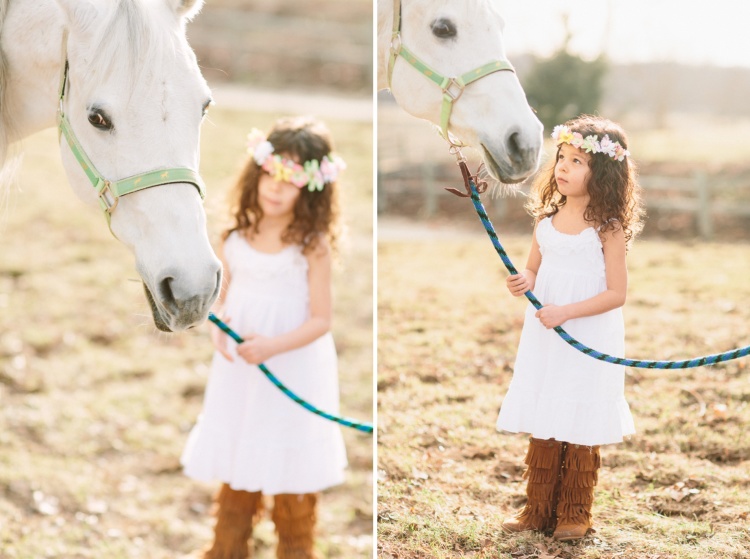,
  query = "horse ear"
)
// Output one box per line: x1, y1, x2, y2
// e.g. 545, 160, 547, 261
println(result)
54, 0, 100, 33
171, 0, 205, 20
